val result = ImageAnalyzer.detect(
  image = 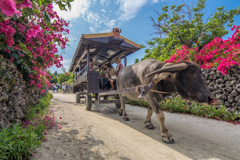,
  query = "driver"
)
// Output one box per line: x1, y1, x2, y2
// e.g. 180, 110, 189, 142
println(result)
107, 64, 116, 90
89, 59, 95, 71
